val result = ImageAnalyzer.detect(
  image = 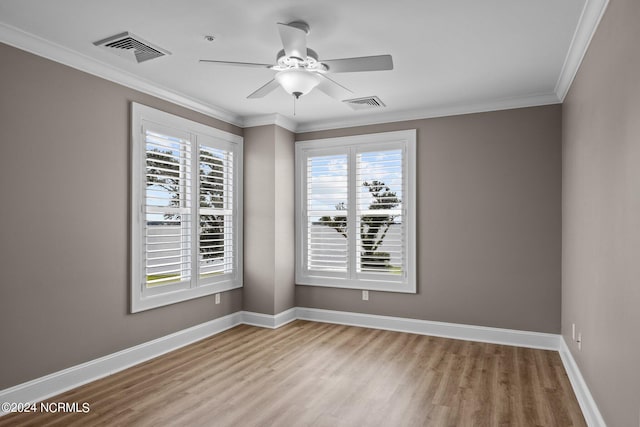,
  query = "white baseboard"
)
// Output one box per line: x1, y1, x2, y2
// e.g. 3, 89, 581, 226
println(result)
241, 308, 297, 329
0, 311, 243, 416
2, 306, 600, 426
296, 307, 561, 350
559, 337, 607, 427
0, 309, 297, 415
